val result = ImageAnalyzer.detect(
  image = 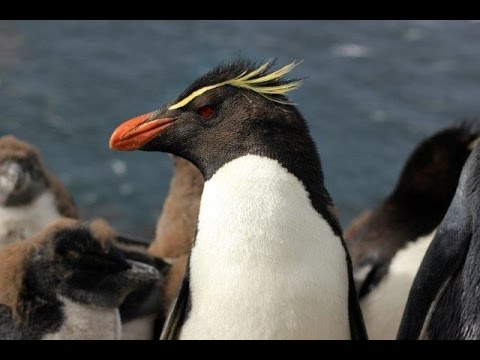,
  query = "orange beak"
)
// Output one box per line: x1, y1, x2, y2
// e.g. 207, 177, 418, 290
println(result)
109, 112, 174, 151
